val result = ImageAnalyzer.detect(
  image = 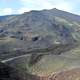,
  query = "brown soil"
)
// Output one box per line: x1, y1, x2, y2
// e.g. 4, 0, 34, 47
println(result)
38, 68, 80, 80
